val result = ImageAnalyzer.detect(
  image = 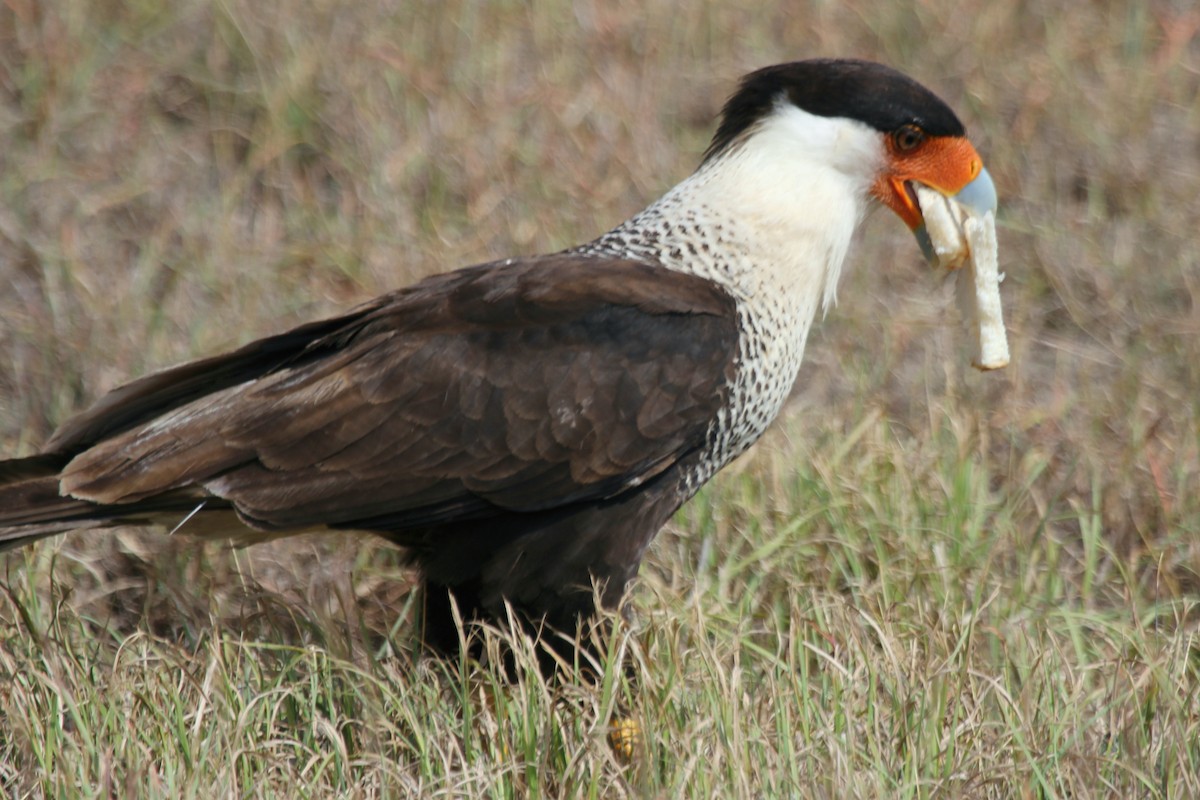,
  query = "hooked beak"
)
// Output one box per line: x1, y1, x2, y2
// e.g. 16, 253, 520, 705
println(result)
913, 167, 997, 263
